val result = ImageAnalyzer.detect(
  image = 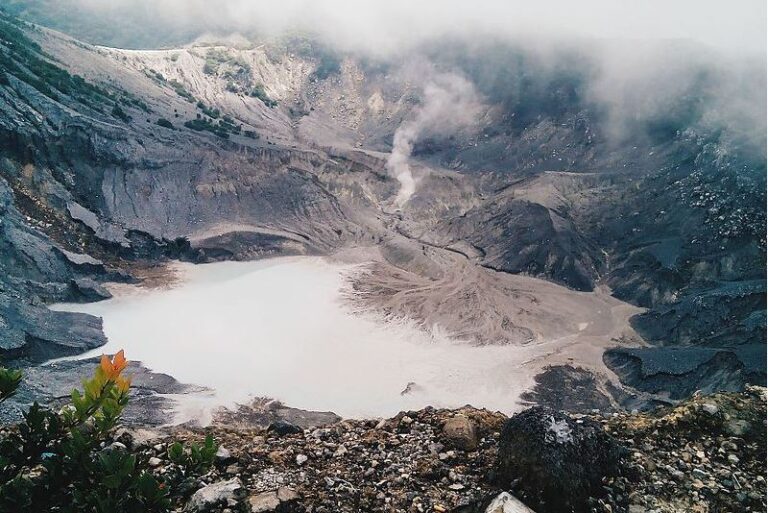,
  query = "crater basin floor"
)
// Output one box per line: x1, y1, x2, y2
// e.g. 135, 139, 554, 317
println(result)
52, 256, 636, 422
